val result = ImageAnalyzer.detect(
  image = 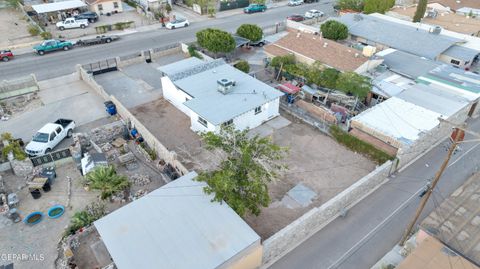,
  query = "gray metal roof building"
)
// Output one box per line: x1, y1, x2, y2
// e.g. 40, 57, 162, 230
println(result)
95, 171, 261, 269
334, 13, 462, 60
379, 49, 442, 79
159, 59, 283, 126
441, 45, 479, 62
